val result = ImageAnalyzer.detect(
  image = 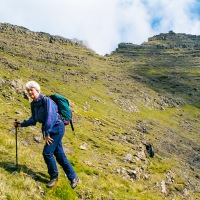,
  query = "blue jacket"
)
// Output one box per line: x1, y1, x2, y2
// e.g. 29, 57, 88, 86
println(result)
21, 94, 61, 136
